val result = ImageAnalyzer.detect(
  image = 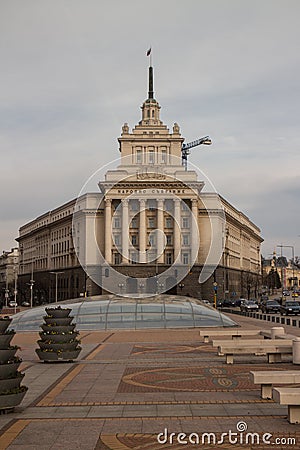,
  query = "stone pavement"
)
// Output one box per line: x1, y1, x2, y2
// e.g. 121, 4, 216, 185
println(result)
0, 314, 300, 449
